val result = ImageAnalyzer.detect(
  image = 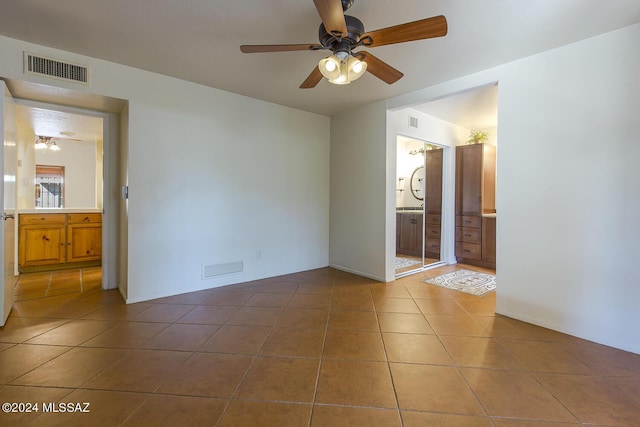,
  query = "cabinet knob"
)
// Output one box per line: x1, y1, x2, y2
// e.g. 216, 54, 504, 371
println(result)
41, 235, 50, 241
